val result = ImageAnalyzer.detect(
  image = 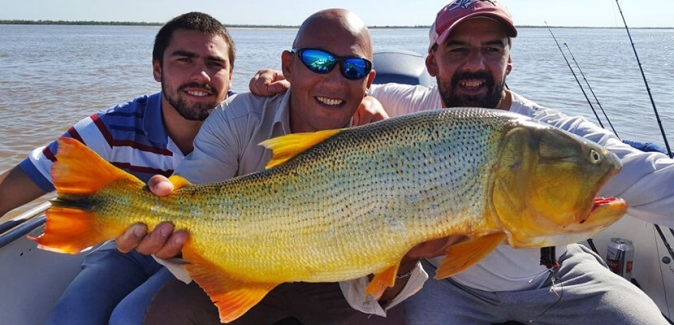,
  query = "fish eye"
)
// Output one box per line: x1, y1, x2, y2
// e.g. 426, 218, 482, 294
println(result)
589, 149, 602, 164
